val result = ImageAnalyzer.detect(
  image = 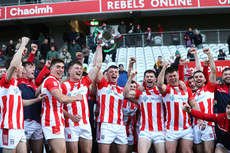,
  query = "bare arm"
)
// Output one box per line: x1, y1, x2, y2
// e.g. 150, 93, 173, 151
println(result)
50, 89, 83, 104
189, 48, 202, 71
63, 110, 81, 123
127, 57, 136, 78
6, 37, 29, 81
88, 45, 102, 83
35, 85, 41, 97
23, 93, 46, 106
157, 61, 169, 94
203, 48, 216, 84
